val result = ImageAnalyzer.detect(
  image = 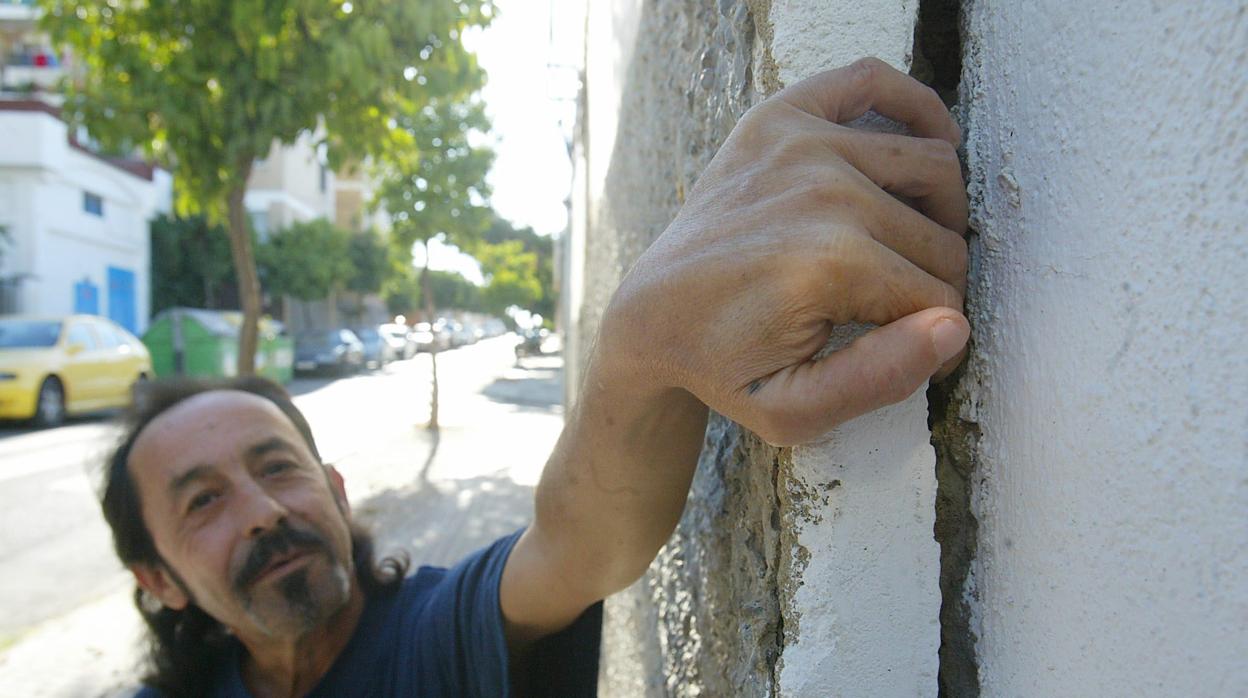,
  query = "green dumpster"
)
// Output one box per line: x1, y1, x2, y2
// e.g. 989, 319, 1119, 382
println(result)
143, 308, 294, 384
